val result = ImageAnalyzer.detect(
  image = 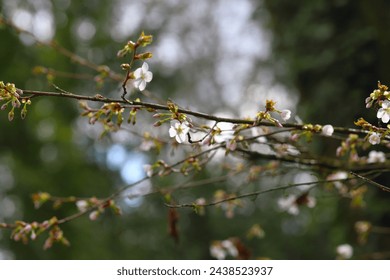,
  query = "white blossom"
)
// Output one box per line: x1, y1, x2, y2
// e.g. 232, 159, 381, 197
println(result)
377, 100, 390, 123
195, 198, 206, 206
143, 164, 154, 177
322, 124, 334, 136
210, 244, 226, 260
89, 210, 100, 221
368, 132, 381, 145
133, 62, 153, 91
76, 200, 89, 212
277, 195, 299, 215
336, 244, 353, 259
221, 239, 238, 258
280, 109, 291, 121
210, 239, 238, 260
278, 193, 316, 215
367, 150, 386, 163
327, 171, 348, 190
169, 121, 190, 143
139, 139, 155, 151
